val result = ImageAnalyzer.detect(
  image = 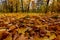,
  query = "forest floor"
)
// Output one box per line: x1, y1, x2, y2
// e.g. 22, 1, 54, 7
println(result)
0, 12, 60, 18
0, 13, 60, 40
